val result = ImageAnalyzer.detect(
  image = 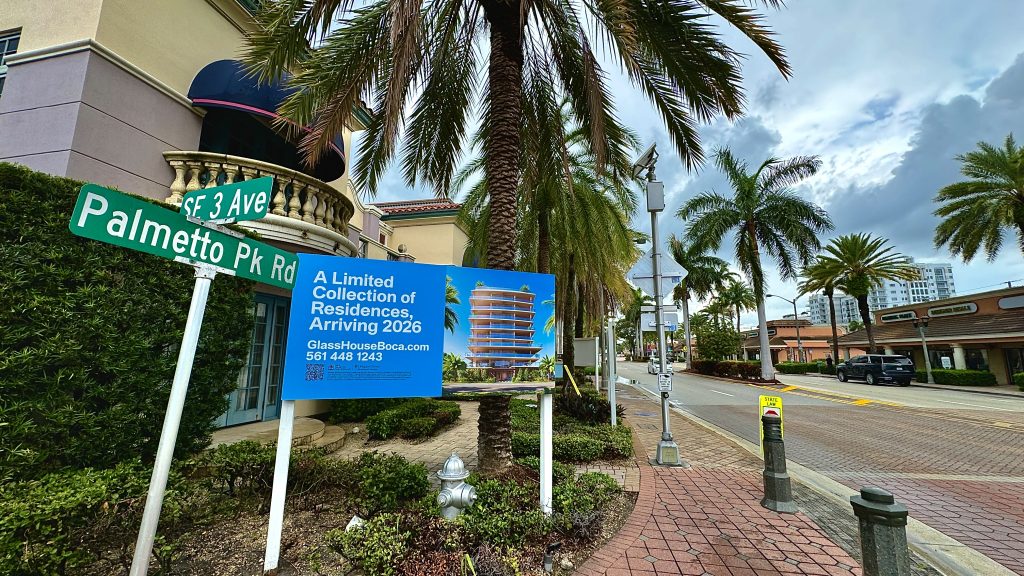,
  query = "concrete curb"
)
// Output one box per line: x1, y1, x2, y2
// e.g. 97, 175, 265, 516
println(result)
623, 382, 1016, 576
909, 383, 1024, 399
